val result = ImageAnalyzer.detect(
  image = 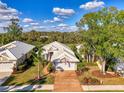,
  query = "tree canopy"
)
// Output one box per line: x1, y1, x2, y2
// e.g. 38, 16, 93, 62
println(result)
77, 7, 124, 73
